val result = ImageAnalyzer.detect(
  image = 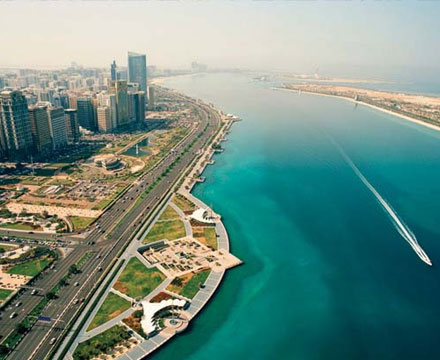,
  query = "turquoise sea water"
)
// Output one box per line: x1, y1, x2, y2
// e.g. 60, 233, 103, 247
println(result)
152, 73, 440, 360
